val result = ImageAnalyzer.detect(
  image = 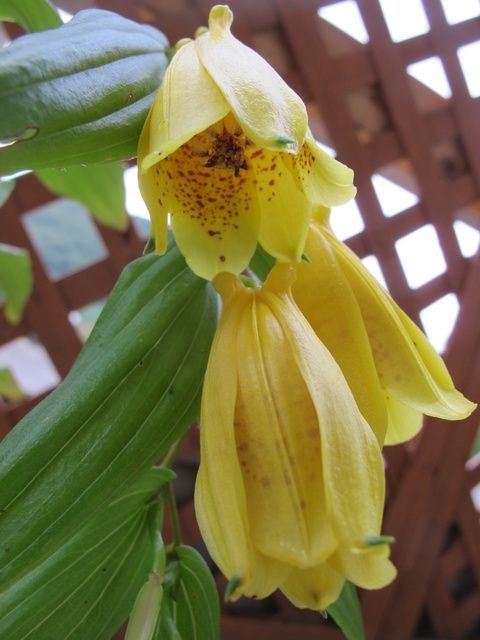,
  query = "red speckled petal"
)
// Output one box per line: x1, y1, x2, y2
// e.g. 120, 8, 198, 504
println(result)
154, 133, 260, 280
